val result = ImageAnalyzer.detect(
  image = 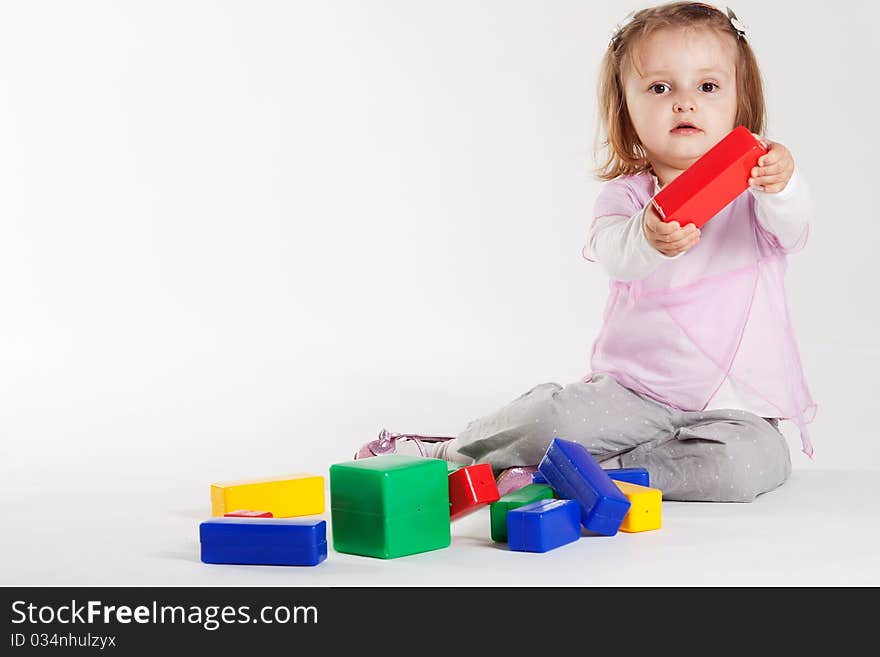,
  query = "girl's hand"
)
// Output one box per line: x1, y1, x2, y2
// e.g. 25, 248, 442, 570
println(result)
643, 203, 700, 257
749, 133, 794, 193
